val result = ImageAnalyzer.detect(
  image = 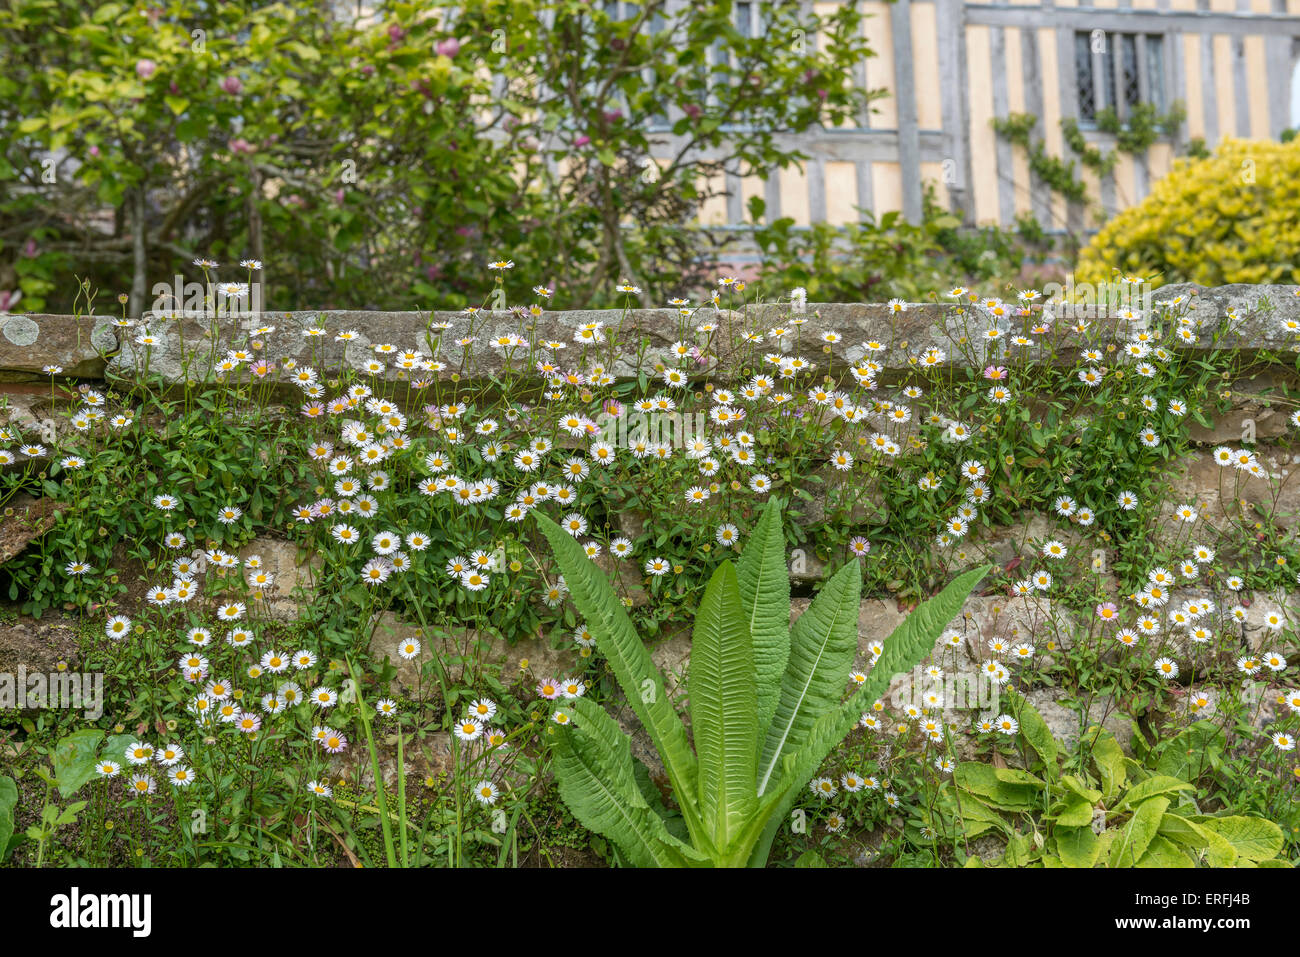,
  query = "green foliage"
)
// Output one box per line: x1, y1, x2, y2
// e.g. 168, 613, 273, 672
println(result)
995, 105, 1184, 216
995, 114, 1090, 205
0, 0, 879, 311
1078, 137, 1300, 288
0, 775, 18, 862
535, 497, 990, 866
943, 696, 1289, 868
1095, 102, 1185, 156
50, 728, 106, 799
751, 190, 1035, 303
736, 494, 790, 732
